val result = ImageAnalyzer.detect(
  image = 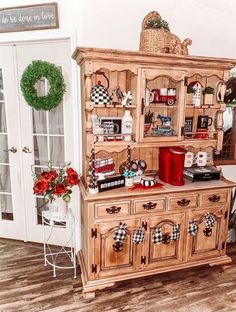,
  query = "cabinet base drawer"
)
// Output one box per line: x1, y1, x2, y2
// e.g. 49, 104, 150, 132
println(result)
133, 197, 165, 214
95, 201, 131, 218
168, 194, 198, 210
200, 190, 228, 206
